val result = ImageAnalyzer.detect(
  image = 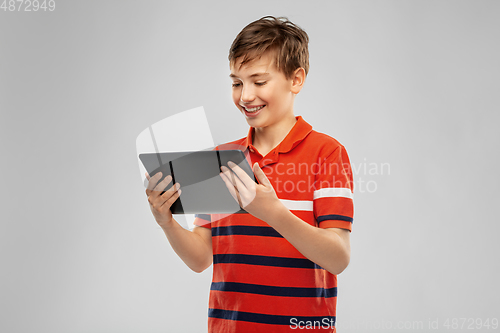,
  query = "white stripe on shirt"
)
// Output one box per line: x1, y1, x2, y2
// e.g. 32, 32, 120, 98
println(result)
279, 199, 314, 211
313, 187, 353, 200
